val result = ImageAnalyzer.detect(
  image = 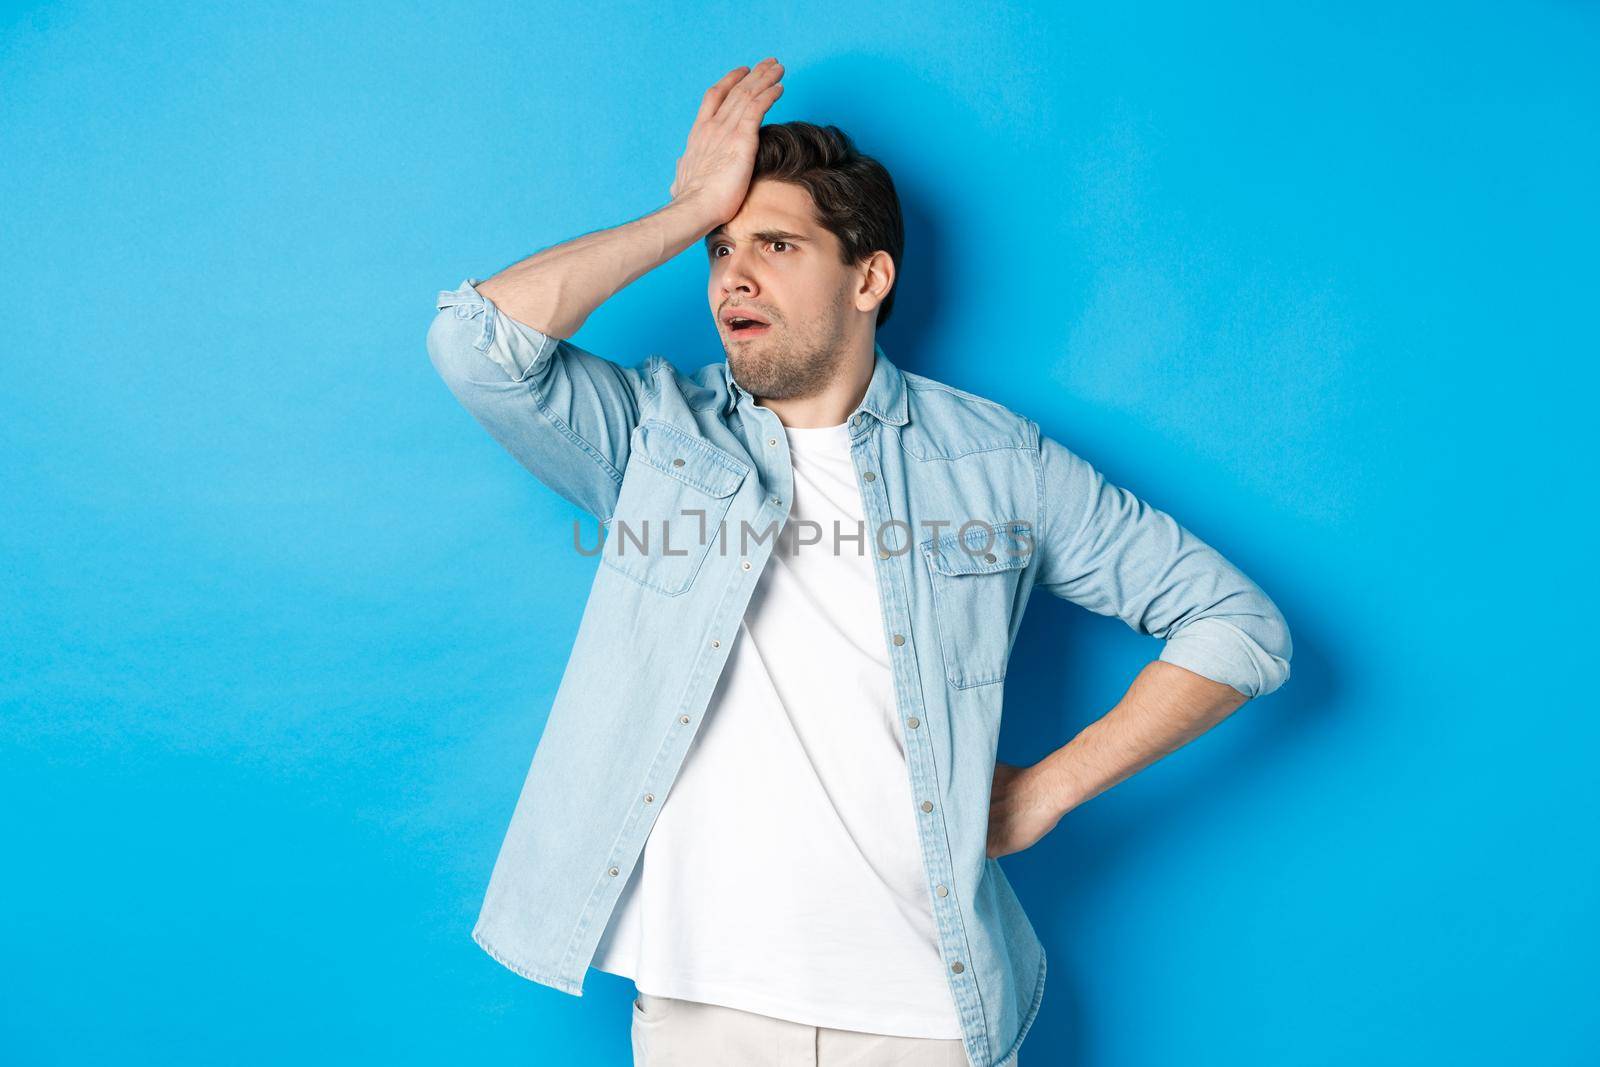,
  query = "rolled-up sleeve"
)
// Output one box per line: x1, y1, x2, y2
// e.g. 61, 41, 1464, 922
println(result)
426, 278, 651, 521
1032, 430, 1292, 699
